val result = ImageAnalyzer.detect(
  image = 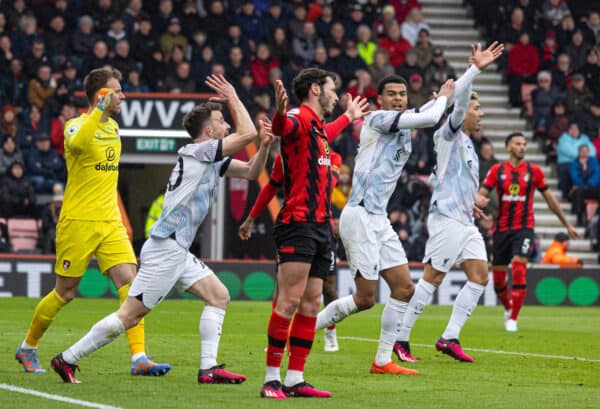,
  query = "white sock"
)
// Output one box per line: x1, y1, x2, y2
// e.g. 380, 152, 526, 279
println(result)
199, 306, 225, 370
397, 278, 436, 342
63, 313, 125, 364
265, 366, 281, 383
375, 298, 408, 366
284, 369, 304, 387
131, 352, 146, 362
316, 295, 358, 330
442, 281, 485, 340
20, 341, 36, 350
